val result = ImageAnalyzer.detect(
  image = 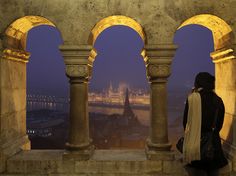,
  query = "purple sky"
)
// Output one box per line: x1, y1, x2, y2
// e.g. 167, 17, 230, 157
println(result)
26, 24, 214, 97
